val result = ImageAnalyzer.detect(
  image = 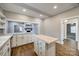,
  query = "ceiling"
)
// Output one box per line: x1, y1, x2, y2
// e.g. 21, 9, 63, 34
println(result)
0, 3, 79, 19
